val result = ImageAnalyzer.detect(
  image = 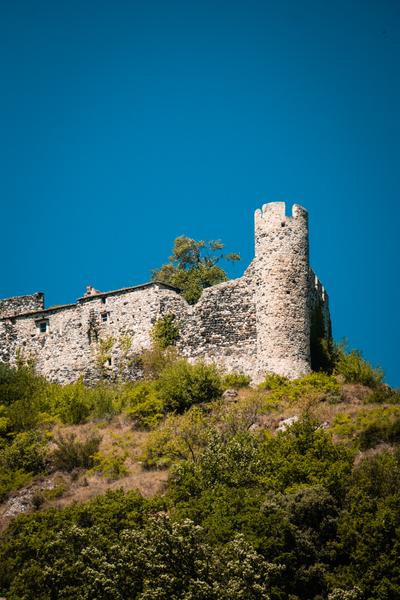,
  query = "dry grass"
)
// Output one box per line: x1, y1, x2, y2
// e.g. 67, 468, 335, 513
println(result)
0, 382, 394, 529
0, 416, 168, 530
46, 415, 169, 508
